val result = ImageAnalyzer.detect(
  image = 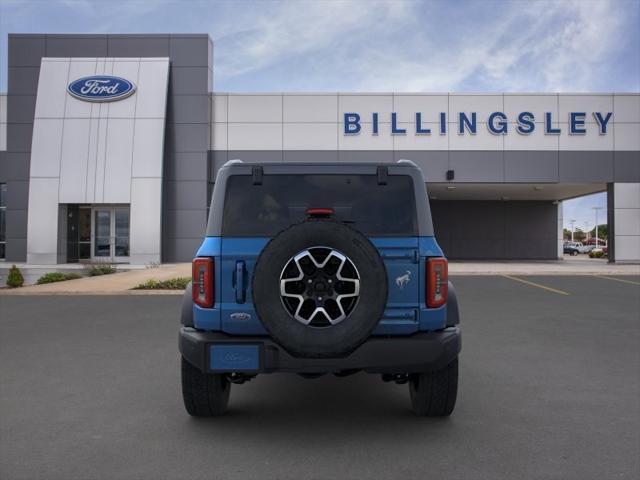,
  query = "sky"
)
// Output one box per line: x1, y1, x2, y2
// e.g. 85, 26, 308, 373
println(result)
1, 0, 638, 230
